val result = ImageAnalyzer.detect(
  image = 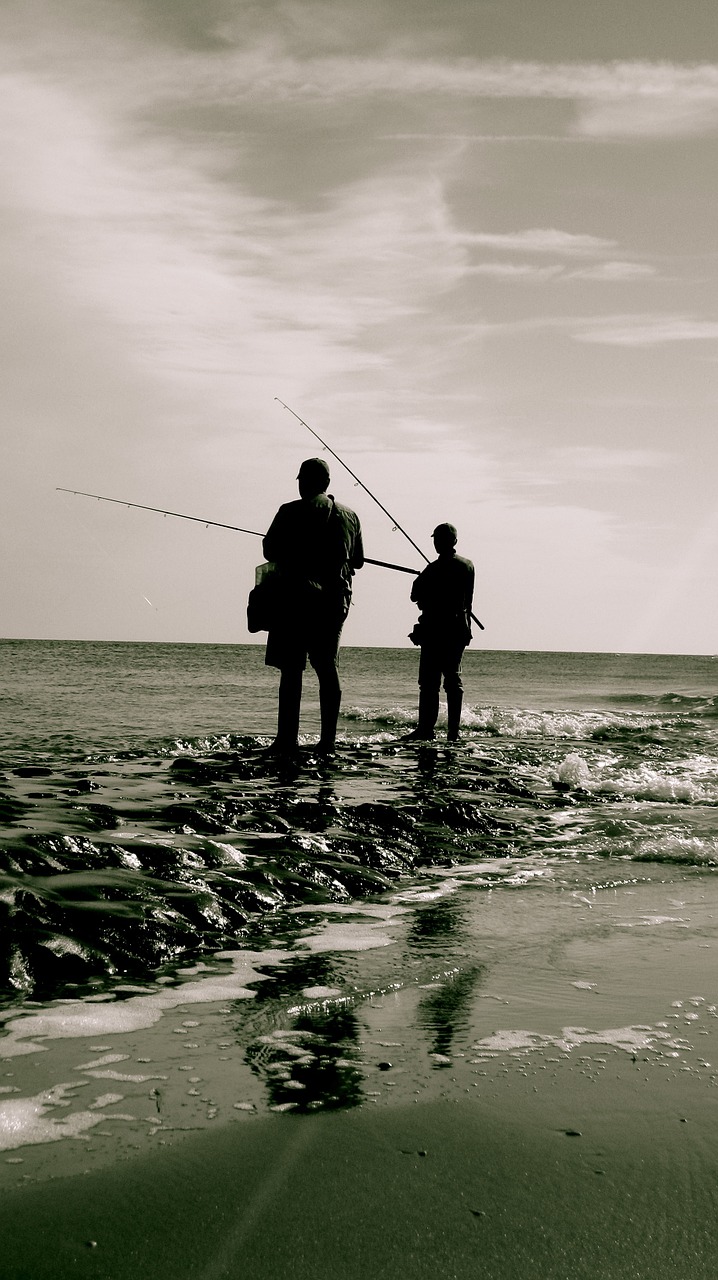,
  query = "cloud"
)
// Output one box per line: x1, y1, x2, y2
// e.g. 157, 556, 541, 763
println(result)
172, 53, 718, 109
567, 261, 657, 281
469, 259, 657, 283
551, 446, 670, 472
451, 311, 718, 347
470, 263, 564, 280
4, 2, 718, 140
575, 317, 718, 345
0, 49, 484, 487
464, 229, 615, 255
574, 96, 718, 138
142, 50, 718, 139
